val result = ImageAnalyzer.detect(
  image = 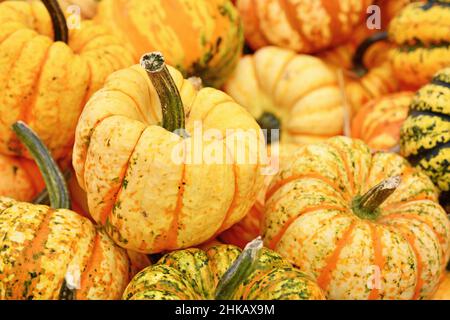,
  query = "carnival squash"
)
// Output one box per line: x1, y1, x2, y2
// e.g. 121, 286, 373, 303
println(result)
0, 122, 142, 300
352, 92, 414, 151
237, 0, 372, 54
95, 0, 243, 88
0, 0, 134, 160
264, 136, 450, 299
388, 0, 450, 89
224, 46, 345, 145
123, 237, 325, 300
400, 68, 450, 193
72, 52, 264, 254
